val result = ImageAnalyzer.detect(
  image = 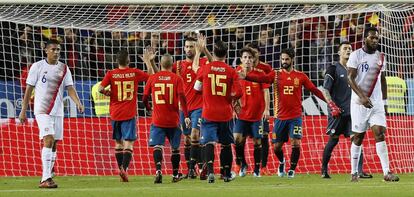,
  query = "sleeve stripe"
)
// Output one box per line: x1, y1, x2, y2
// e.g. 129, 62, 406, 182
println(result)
325, 74, 334, 81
